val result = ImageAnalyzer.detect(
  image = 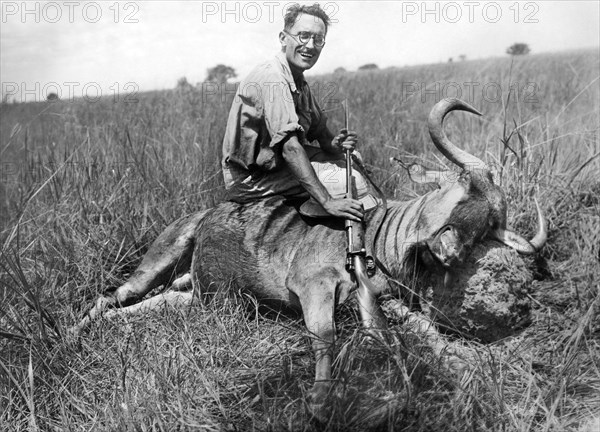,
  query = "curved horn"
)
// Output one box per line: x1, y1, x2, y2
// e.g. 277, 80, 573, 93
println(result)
493, 198, 548, 254
428, 98, 488, 171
